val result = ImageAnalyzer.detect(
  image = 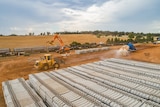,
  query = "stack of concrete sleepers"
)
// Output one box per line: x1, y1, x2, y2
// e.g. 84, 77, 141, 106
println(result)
105, 58, 160, 70
0, 48, 11, 56
29, 72, 105, 107
56, 67, 160, 106
13, 47, 32, 55
2, 78, 46, 107
0, 48, 10, 54
2, 58, 160, 107
31, 46, 46, 53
